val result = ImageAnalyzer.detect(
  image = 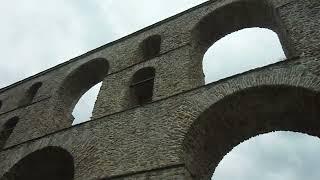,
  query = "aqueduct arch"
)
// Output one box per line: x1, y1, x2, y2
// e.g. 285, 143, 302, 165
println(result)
53, 58, 109, 124
1, 146, 74, 180
190, 0, 293, 84
191, 0, 291, 54
183, 85, 320, 179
